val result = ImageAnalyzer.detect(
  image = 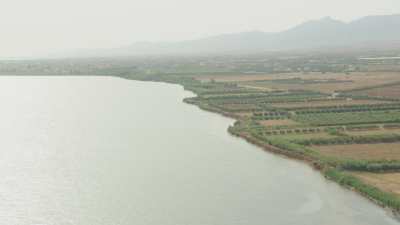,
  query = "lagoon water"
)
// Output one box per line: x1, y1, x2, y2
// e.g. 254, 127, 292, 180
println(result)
0, 76, 398, 225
